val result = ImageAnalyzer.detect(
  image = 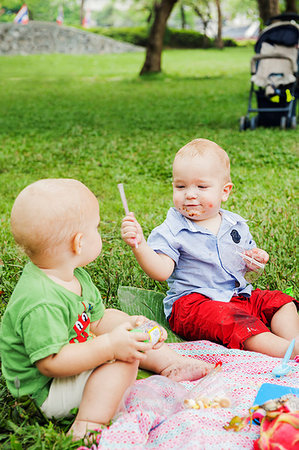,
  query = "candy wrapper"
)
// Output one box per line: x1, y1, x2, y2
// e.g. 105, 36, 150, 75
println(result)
183, 362, 233, 410
118, 375, 186, 417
